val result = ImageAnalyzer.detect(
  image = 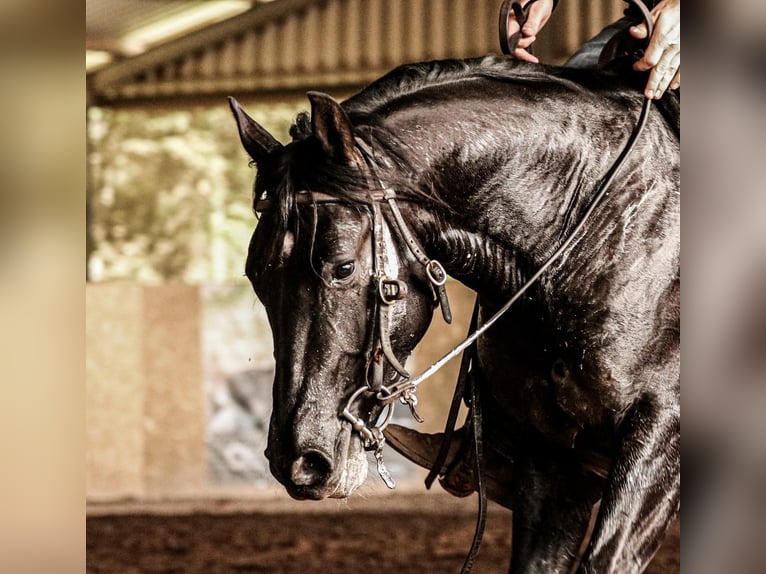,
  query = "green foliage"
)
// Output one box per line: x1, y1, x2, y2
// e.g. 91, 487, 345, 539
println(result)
87, 102, 302, 282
